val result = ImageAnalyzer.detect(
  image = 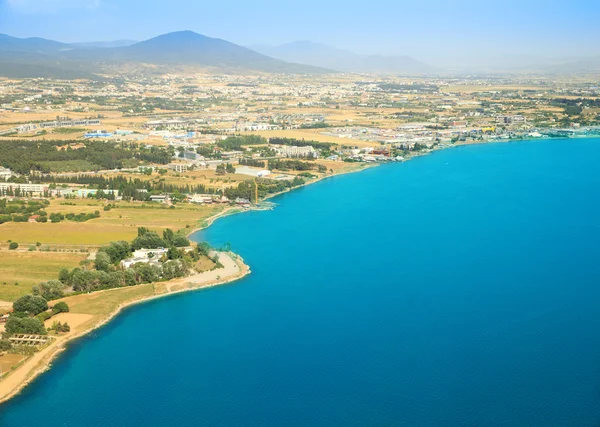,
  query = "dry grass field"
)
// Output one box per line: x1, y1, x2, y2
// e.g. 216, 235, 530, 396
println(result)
94, 203, 224, 230
0, 251, 87, 301
64, 284, 155, 320
0, 202, 225, 246
108, 169, 250, 190
0, 222, 139, 246
0, 354, 24, 376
